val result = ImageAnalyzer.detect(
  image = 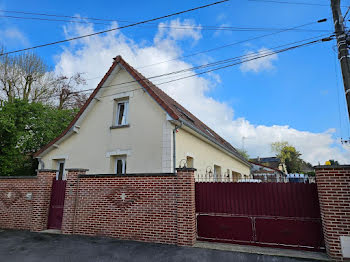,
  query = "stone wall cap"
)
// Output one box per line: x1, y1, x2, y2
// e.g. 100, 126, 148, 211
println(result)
65, 168, 89, 172
0, 176, 37, 179
314, 165, 350, 169
79, 173, 175, 178
176, 167, 197, 172
36, 169, 58, 172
